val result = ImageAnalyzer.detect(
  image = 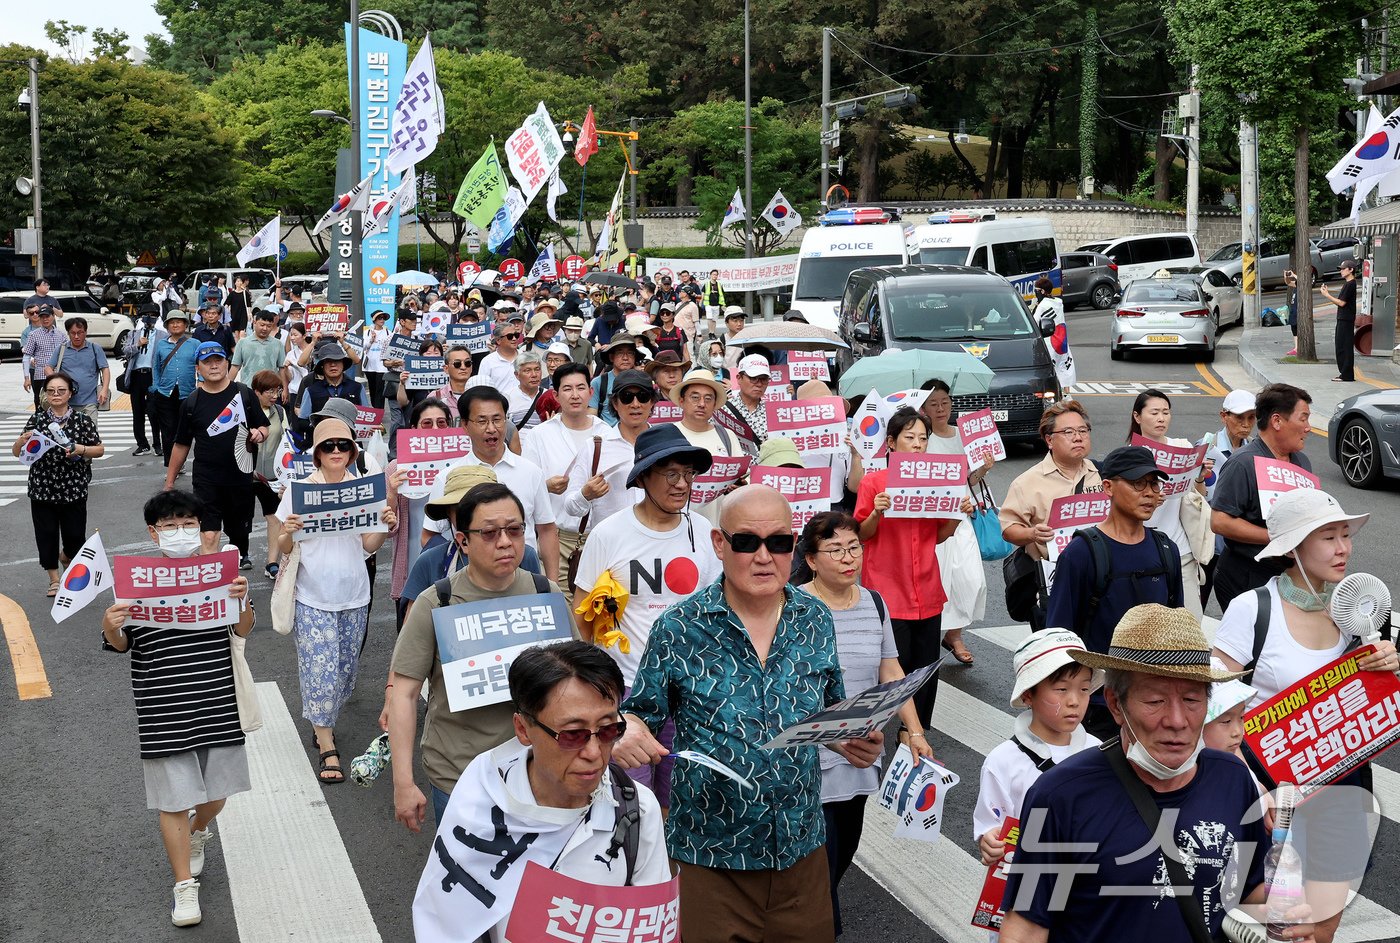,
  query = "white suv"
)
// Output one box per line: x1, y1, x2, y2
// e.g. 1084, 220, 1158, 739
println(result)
0, 290, 134, 360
